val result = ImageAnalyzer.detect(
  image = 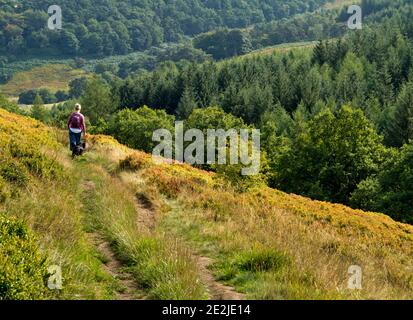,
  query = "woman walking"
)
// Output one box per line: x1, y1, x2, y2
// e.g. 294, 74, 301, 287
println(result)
67, 103, 86, 158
